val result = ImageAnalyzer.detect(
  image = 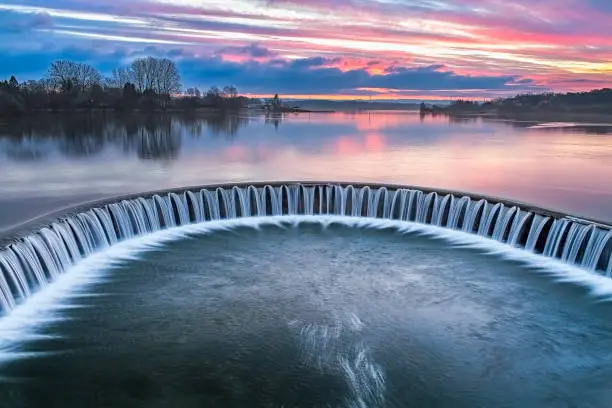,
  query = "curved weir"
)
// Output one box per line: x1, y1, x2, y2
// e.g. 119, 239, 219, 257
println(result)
1, 182, 612, 316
